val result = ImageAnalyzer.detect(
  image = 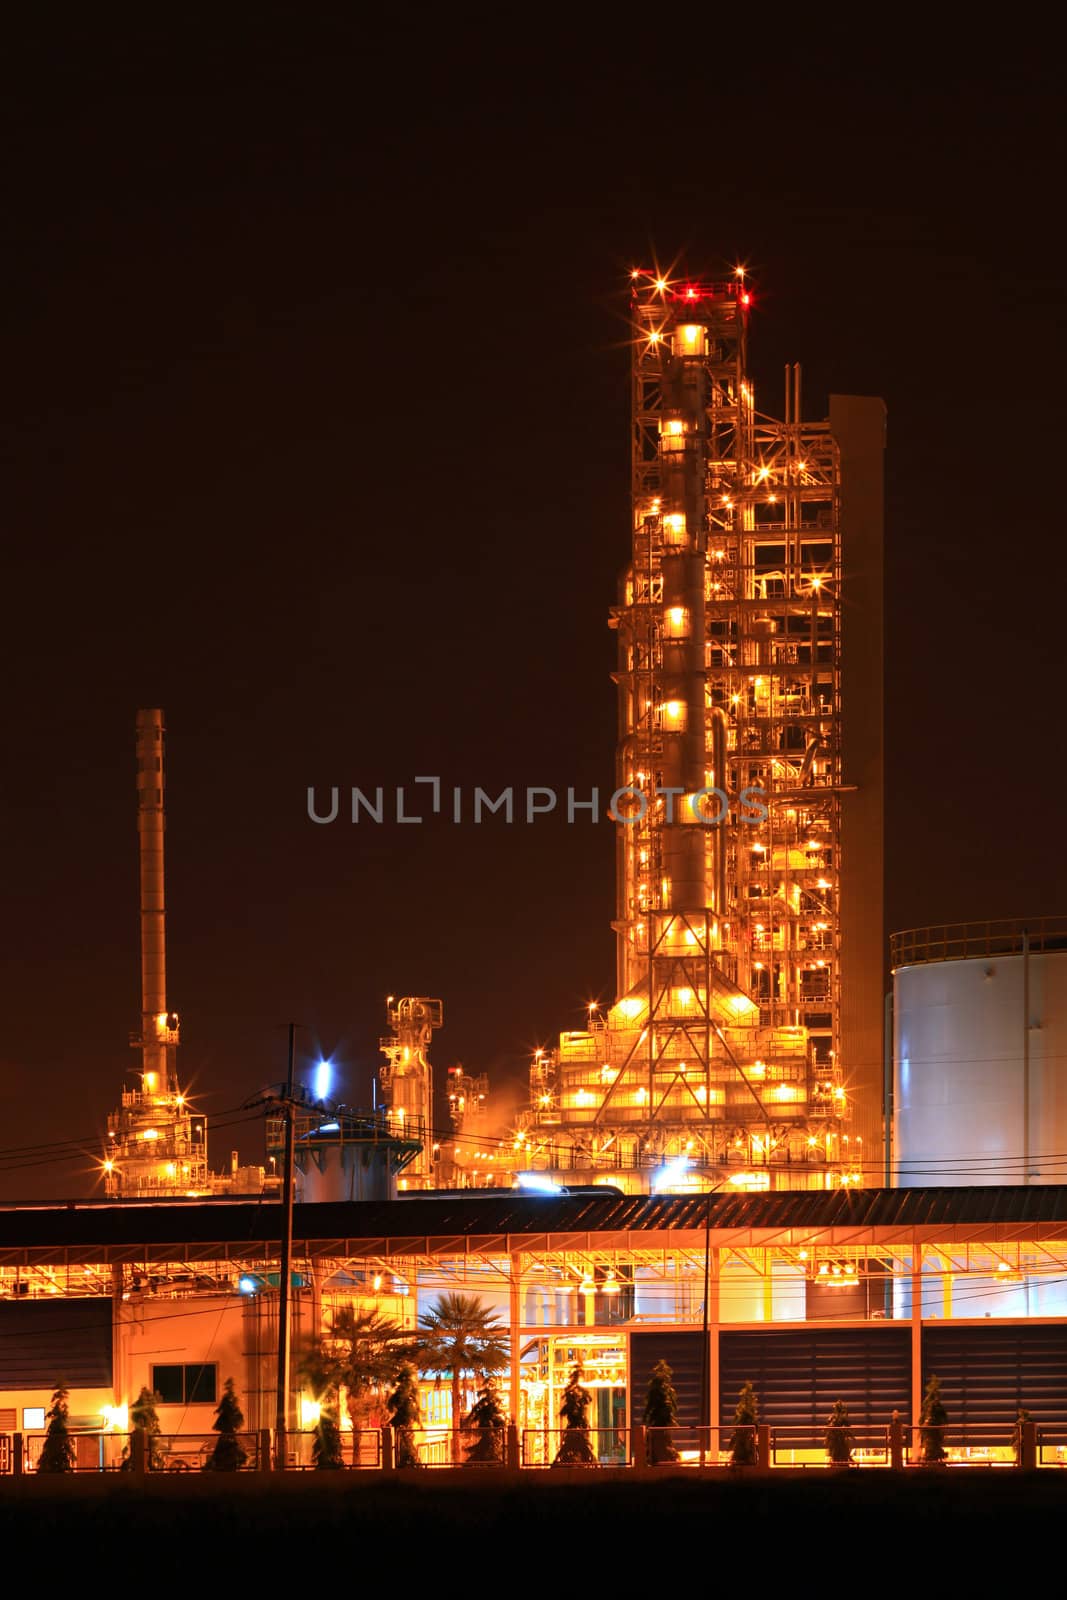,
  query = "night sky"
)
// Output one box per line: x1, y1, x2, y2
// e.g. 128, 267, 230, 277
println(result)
3, 17, 1063, 1198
